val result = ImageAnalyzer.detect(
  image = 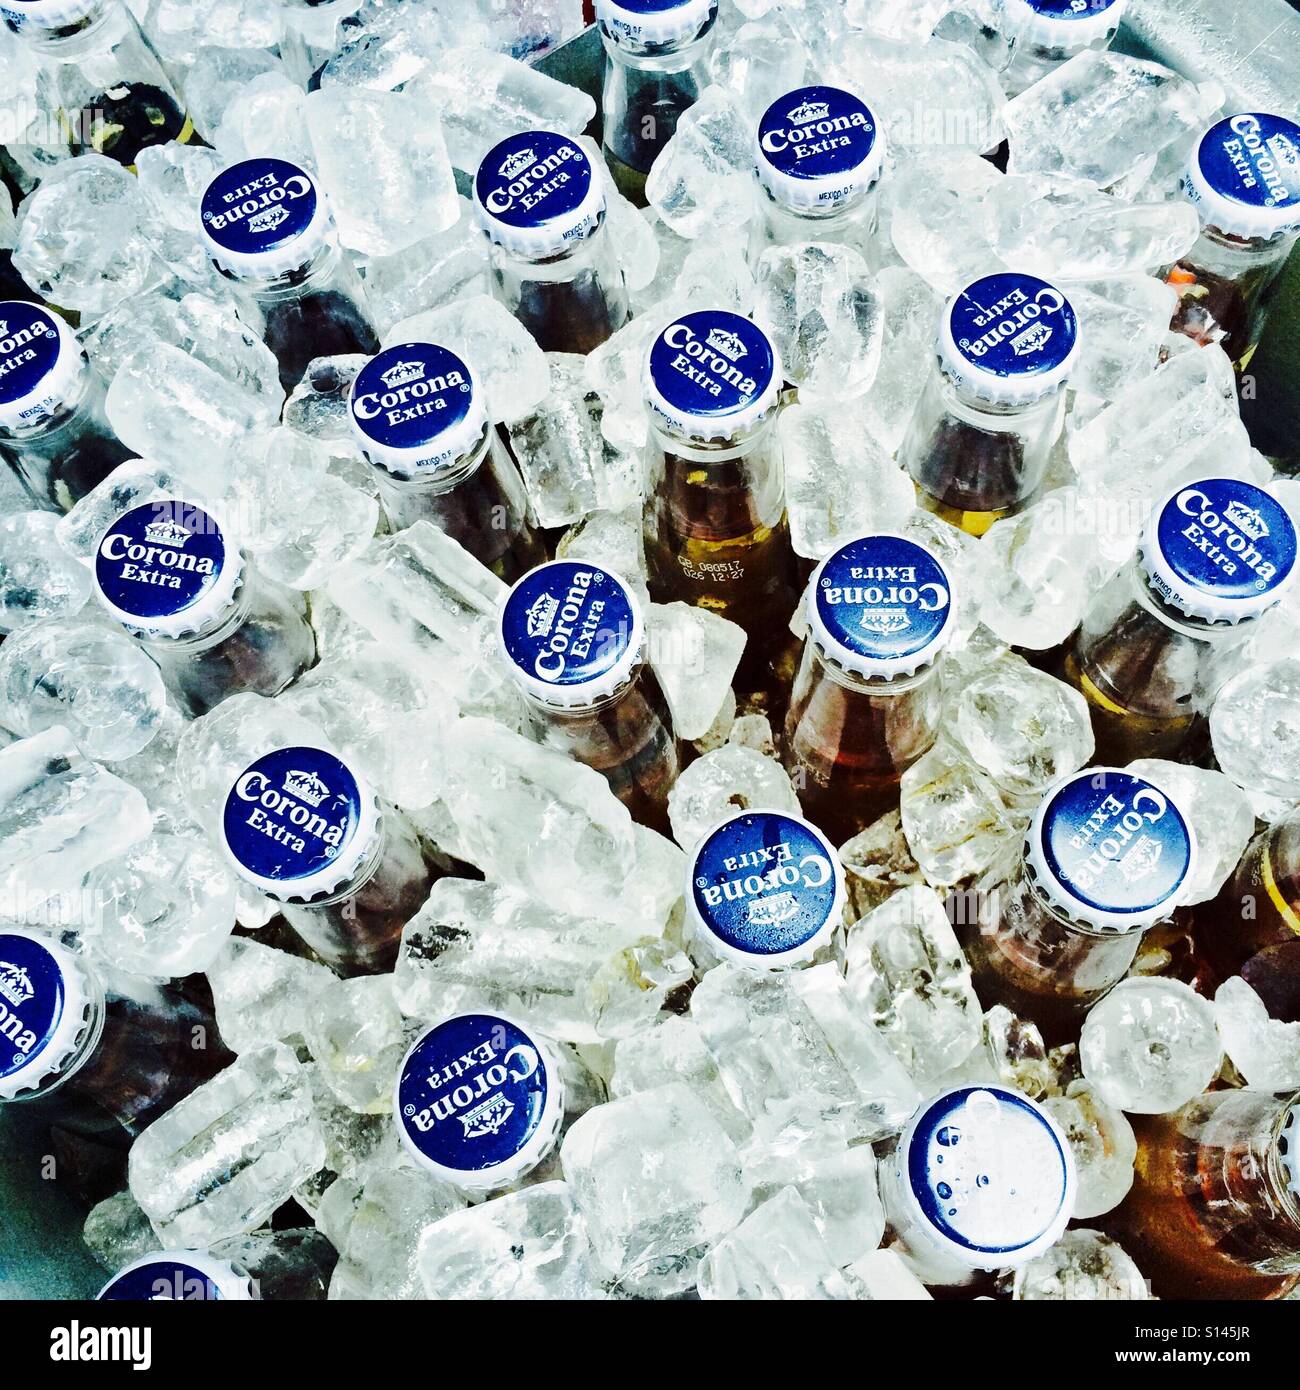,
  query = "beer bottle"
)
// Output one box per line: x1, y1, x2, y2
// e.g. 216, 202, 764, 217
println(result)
199, 157, 380, 393
497, 559, 680, 833
685, 809, 844, 970
594, 0, 718, 207
473, 130, 629, 355
92, 497, 317, 717
752, 85, 886, 261
782, 533, 955, 848
880, 1084, 1076, 1289
348, 340, 545, 584
394, 1011, 564, 1195
960, 768, 1197, 1044
641, 308, 799, 711
1164, 113, 1300, 373
1108, 1089, 1300, 1299
0, 299, 132, 509
999, 0, 1129, 97
3, 0, 194, 168
220, 746, 434, 977
1065, 477, 1297, 764
0, 926, 231, 1152
99, 1234, 337, 1301
900, 272, 1079, 536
